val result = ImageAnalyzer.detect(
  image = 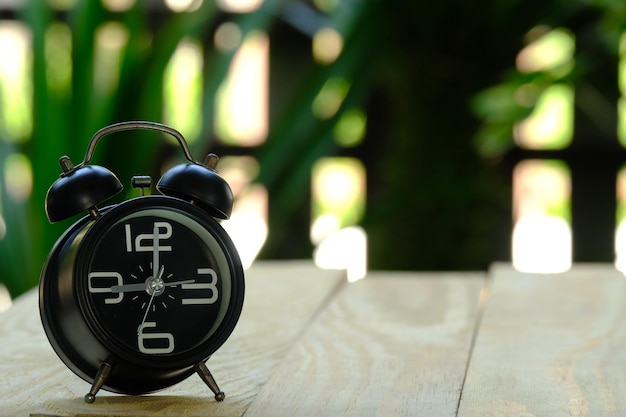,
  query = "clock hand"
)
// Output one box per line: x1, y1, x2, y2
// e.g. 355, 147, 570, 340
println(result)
165, 279, 195, 286
111, 278, 196, 293
152, 223, 159, 286
111, 282, 147, 293
137, 265, 164, 336
138, 289, 156, 336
